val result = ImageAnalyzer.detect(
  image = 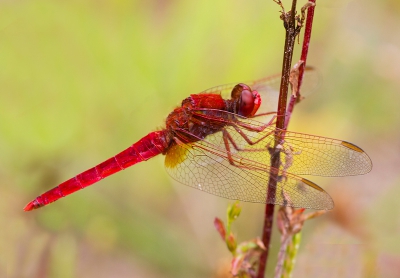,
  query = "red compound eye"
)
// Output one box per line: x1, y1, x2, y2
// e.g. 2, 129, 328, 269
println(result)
232, 84, 261, 117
